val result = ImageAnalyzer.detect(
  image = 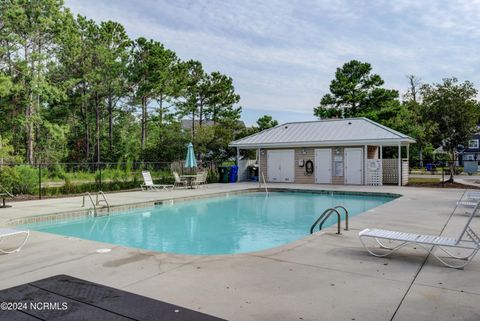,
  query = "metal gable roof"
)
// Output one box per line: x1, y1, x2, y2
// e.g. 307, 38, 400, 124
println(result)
230, 118, 415, 148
